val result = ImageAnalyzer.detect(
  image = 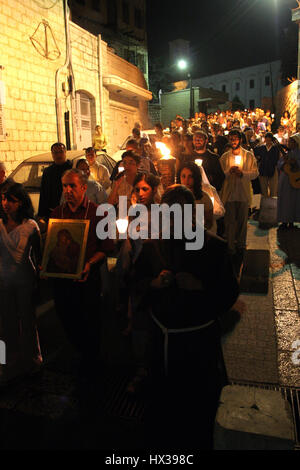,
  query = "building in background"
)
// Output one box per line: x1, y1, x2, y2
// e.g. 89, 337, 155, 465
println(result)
0, 0, 152, 172
160, 85, 228, 126
193, 61, 282, 111
68, 0, 149, 85
153, 60, 284, 127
